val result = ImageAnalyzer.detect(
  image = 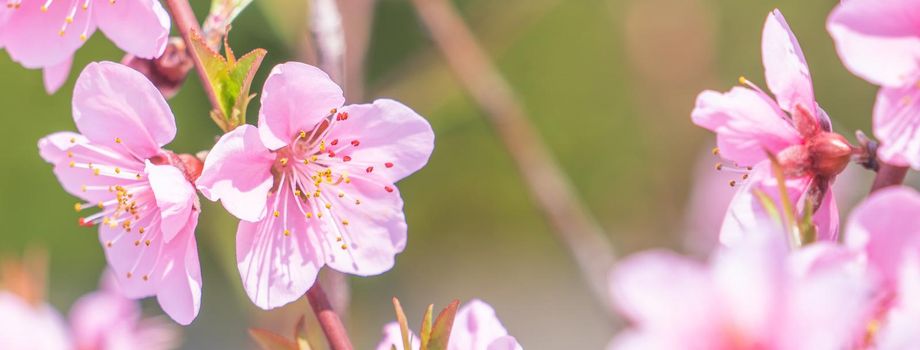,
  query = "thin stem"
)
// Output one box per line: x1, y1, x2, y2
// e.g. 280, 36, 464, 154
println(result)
871, 162, 908, 193
410, 0, 616, 312
306, 283, 354, 350
163, 0, 223, 114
